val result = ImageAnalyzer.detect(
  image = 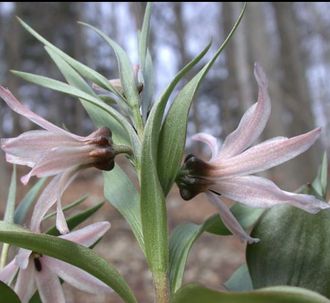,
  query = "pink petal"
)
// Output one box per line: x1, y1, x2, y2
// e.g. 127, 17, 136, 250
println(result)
14, 261, 36, 303
210, 175, 330, 214
30, 176, 61, 233
1, 130, 80, 168
21, 144, 92, 185
35, 260, 65, 303
211, 128, 321, 178
55, 169, 80, 234
192, 133, 219, 161
60, 221, 111, 246
0, 86, 84, 140
0, 259, 18, 283
15, 249, 32, 270
206, 192, 259, 244
43, 256, 113, 294
218, 63, 271, 159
